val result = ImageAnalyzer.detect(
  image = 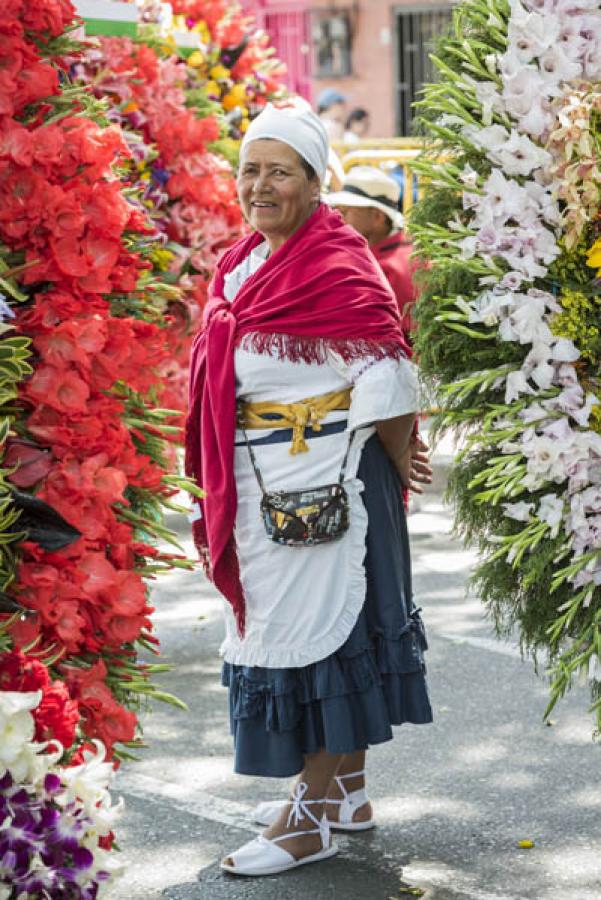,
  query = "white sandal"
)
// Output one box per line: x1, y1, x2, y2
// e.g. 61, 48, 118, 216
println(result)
326, 769, 375, 832
221, 782, 338, 877
253, 769, 375, 832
